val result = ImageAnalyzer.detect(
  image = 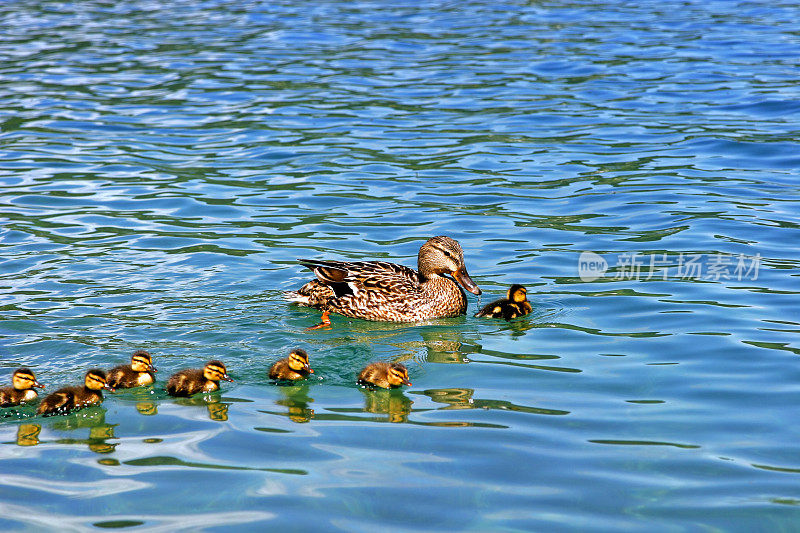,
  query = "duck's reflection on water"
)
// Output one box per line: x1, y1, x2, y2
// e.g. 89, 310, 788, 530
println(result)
417, 387, 570, 416
398, 327, 470, 365
421, 387, 476, 409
